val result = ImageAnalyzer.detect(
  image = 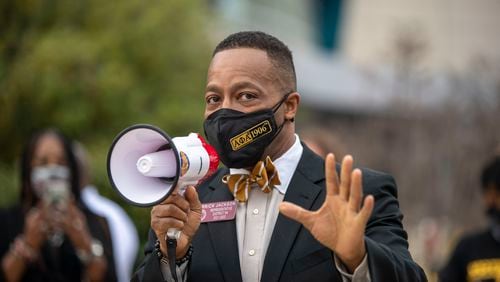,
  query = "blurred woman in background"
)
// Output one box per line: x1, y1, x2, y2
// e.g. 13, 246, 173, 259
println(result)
0, 129, 116, 282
